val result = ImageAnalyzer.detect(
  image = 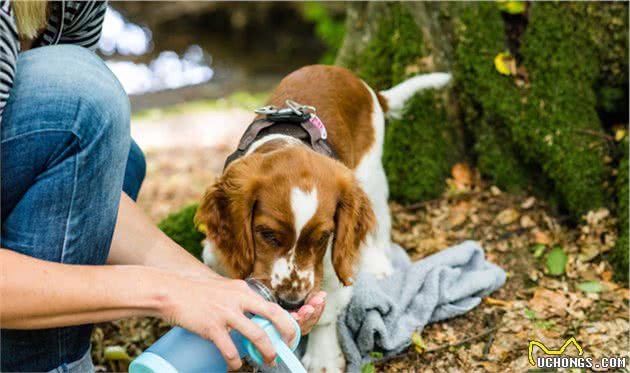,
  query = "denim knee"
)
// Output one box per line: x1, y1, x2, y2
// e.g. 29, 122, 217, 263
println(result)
3, 45, 131, 163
